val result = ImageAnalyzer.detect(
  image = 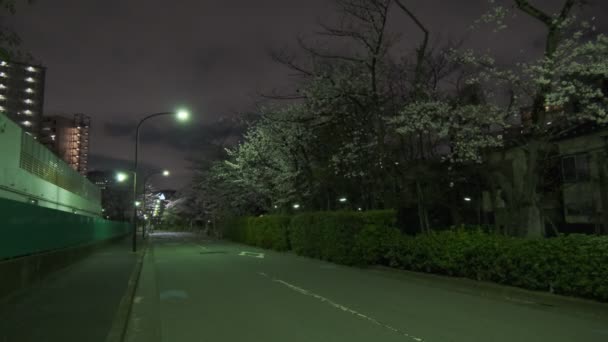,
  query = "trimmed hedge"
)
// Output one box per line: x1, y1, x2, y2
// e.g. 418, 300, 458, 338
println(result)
223, 216, 290, 251
222, 211, 608, 301
386, 230, 608, 301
